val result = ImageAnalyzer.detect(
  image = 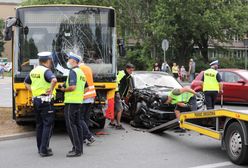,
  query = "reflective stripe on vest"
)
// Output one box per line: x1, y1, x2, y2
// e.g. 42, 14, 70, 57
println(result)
169, 91, 194, 105
116, 70, 125, 91
64, 68, 86, 104
79, 64, 96, 100
30, 65, 56, 97
203, 68, 220, 92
